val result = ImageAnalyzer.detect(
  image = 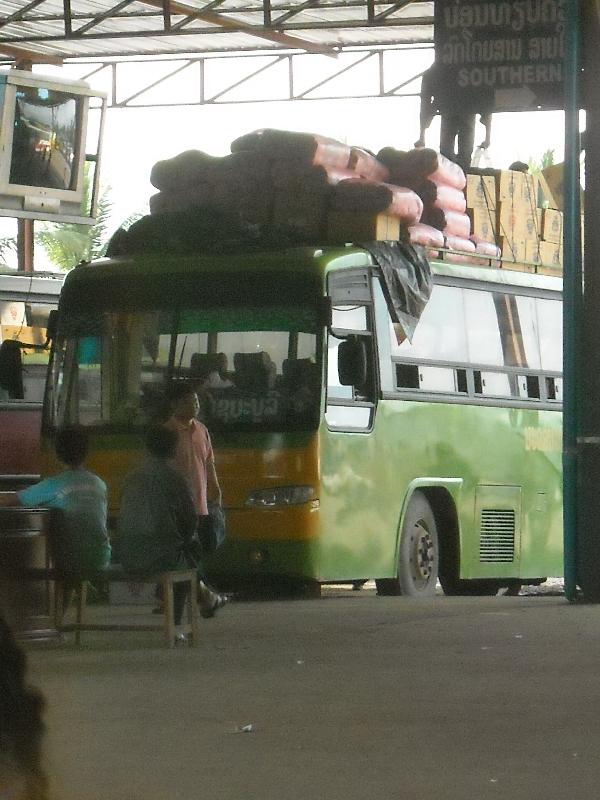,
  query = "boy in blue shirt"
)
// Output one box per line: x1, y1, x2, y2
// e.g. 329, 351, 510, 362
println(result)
0, 426, 111, 573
